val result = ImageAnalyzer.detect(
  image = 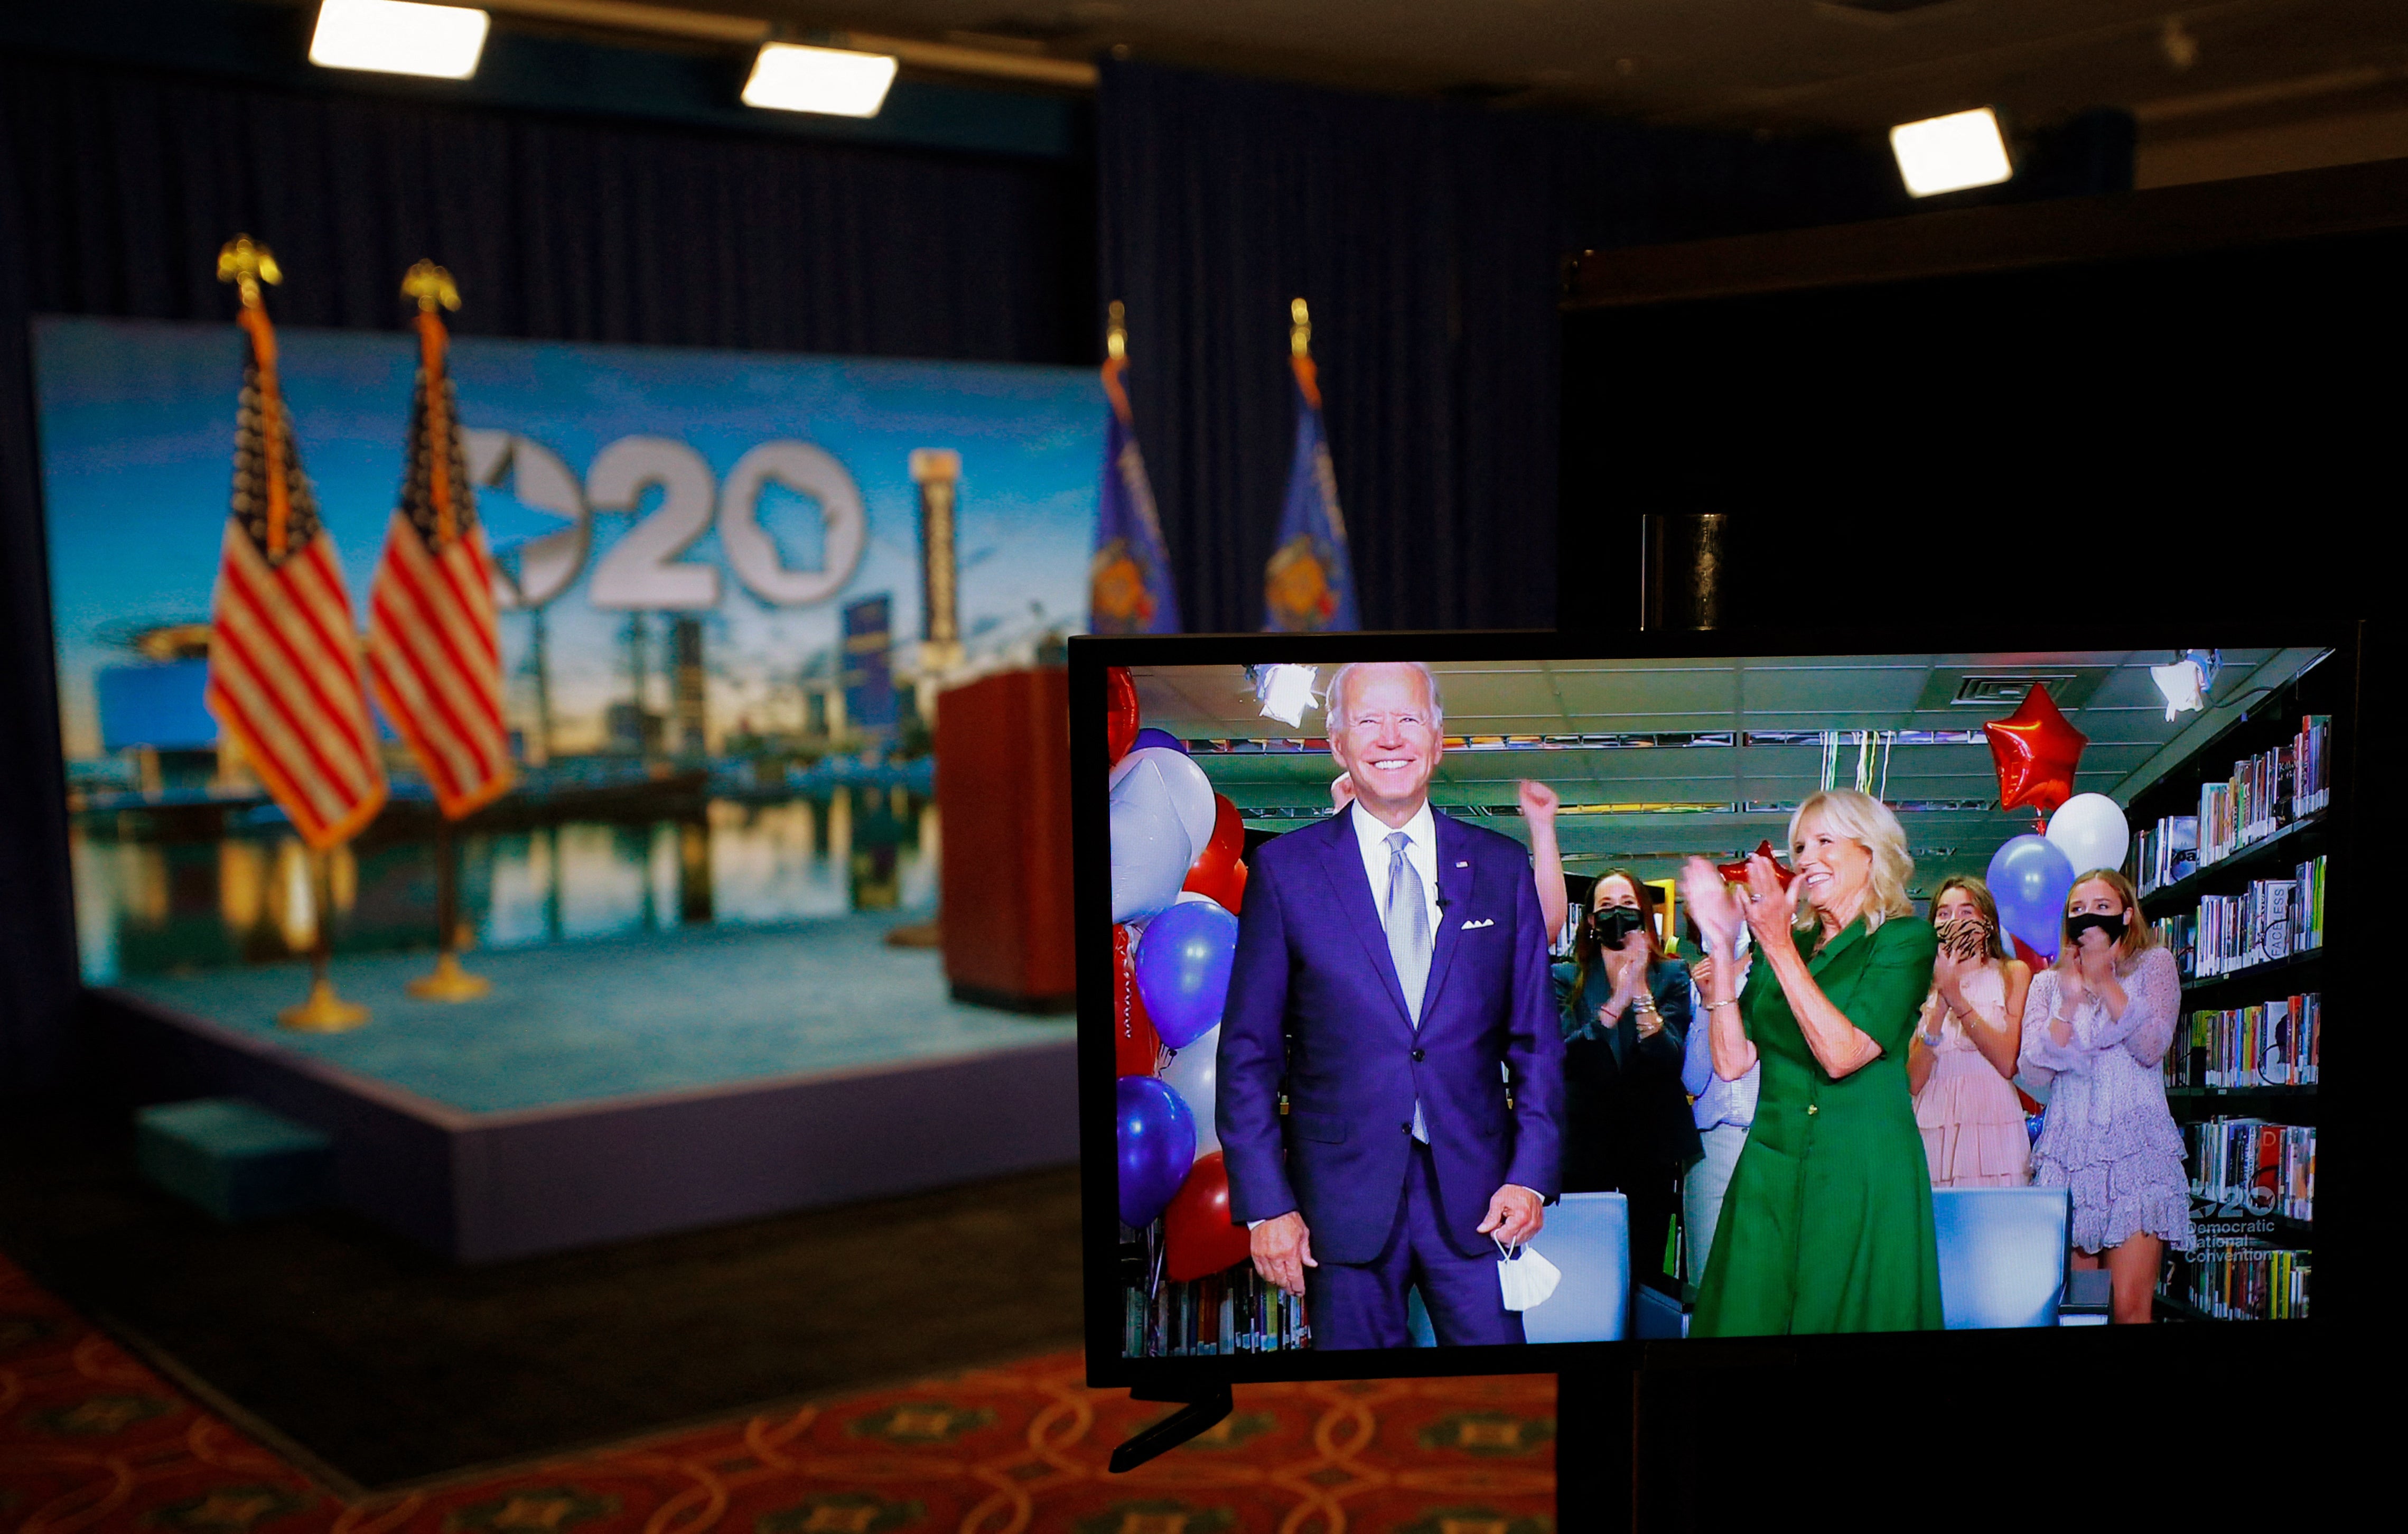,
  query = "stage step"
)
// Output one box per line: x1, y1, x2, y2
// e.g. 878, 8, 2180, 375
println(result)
136, 1098, 332, 1223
